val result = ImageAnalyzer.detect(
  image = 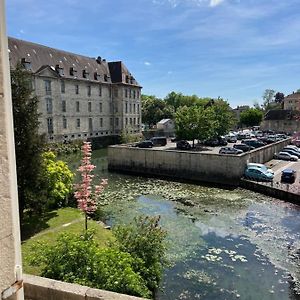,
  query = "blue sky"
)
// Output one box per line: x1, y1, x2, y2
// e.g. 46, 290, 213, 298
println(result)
5, 0, 300, 107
